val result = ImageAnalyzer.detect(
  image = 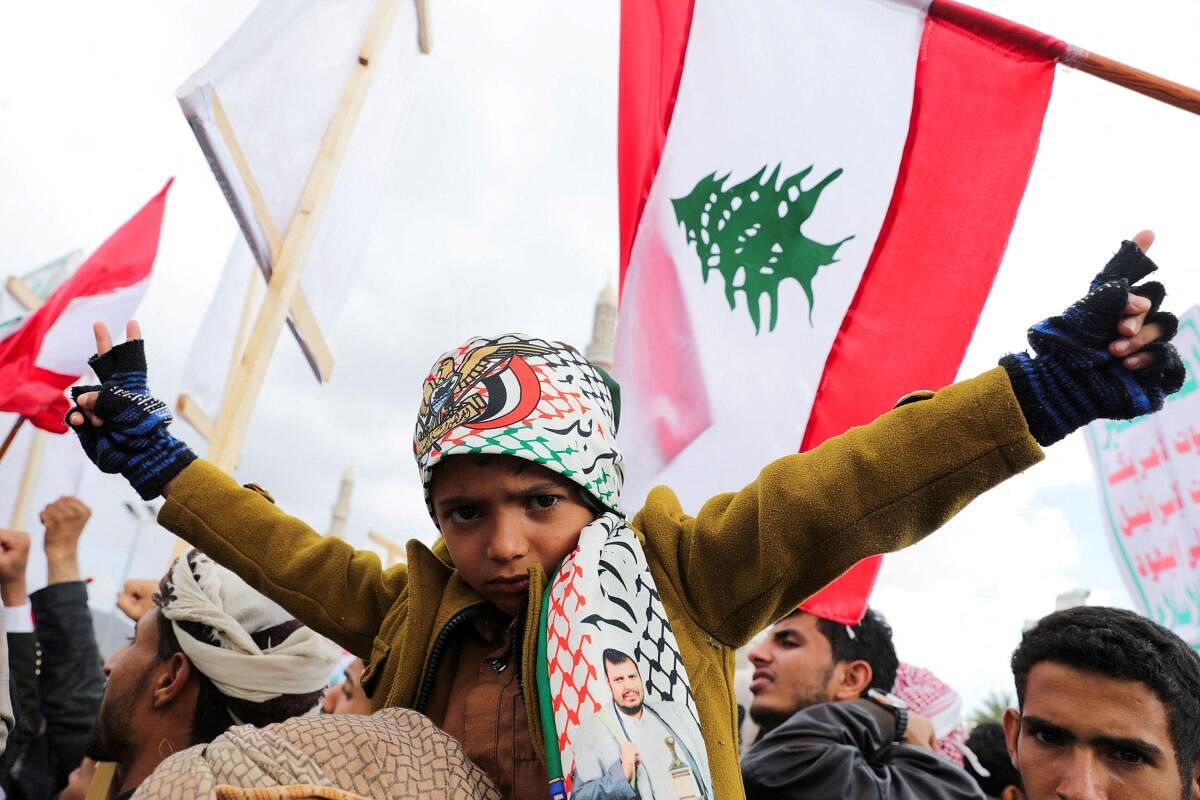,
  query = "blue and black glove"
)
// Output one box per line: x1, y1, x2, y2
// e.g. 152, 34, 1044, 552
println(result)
66, 339, 196, 499
1001, 240, 1185, 447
